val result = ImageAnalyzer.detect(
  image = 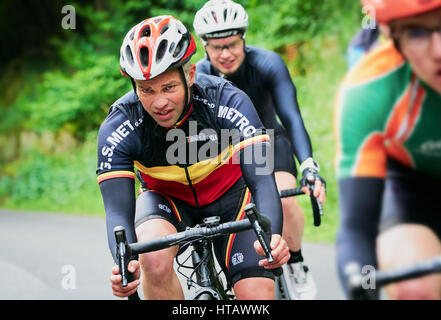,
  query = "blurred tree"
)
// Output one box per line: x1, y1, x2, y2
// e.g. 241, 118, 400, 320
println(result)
0, 0, 361, 158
